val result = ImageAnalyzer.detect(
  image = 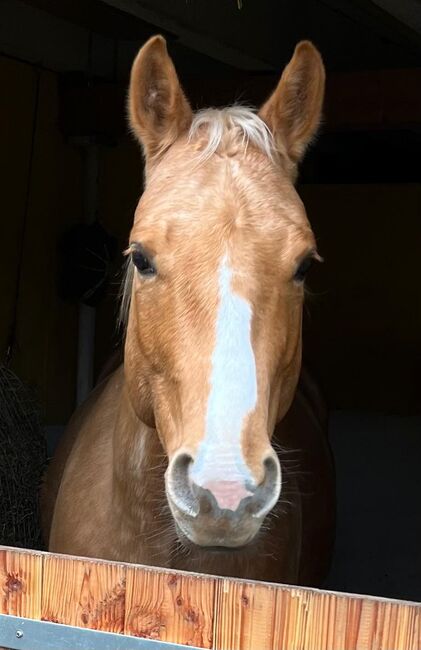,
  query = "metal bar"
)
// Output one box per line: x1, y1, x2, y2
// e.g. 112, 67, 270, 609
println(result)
0, 614, 201, 650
